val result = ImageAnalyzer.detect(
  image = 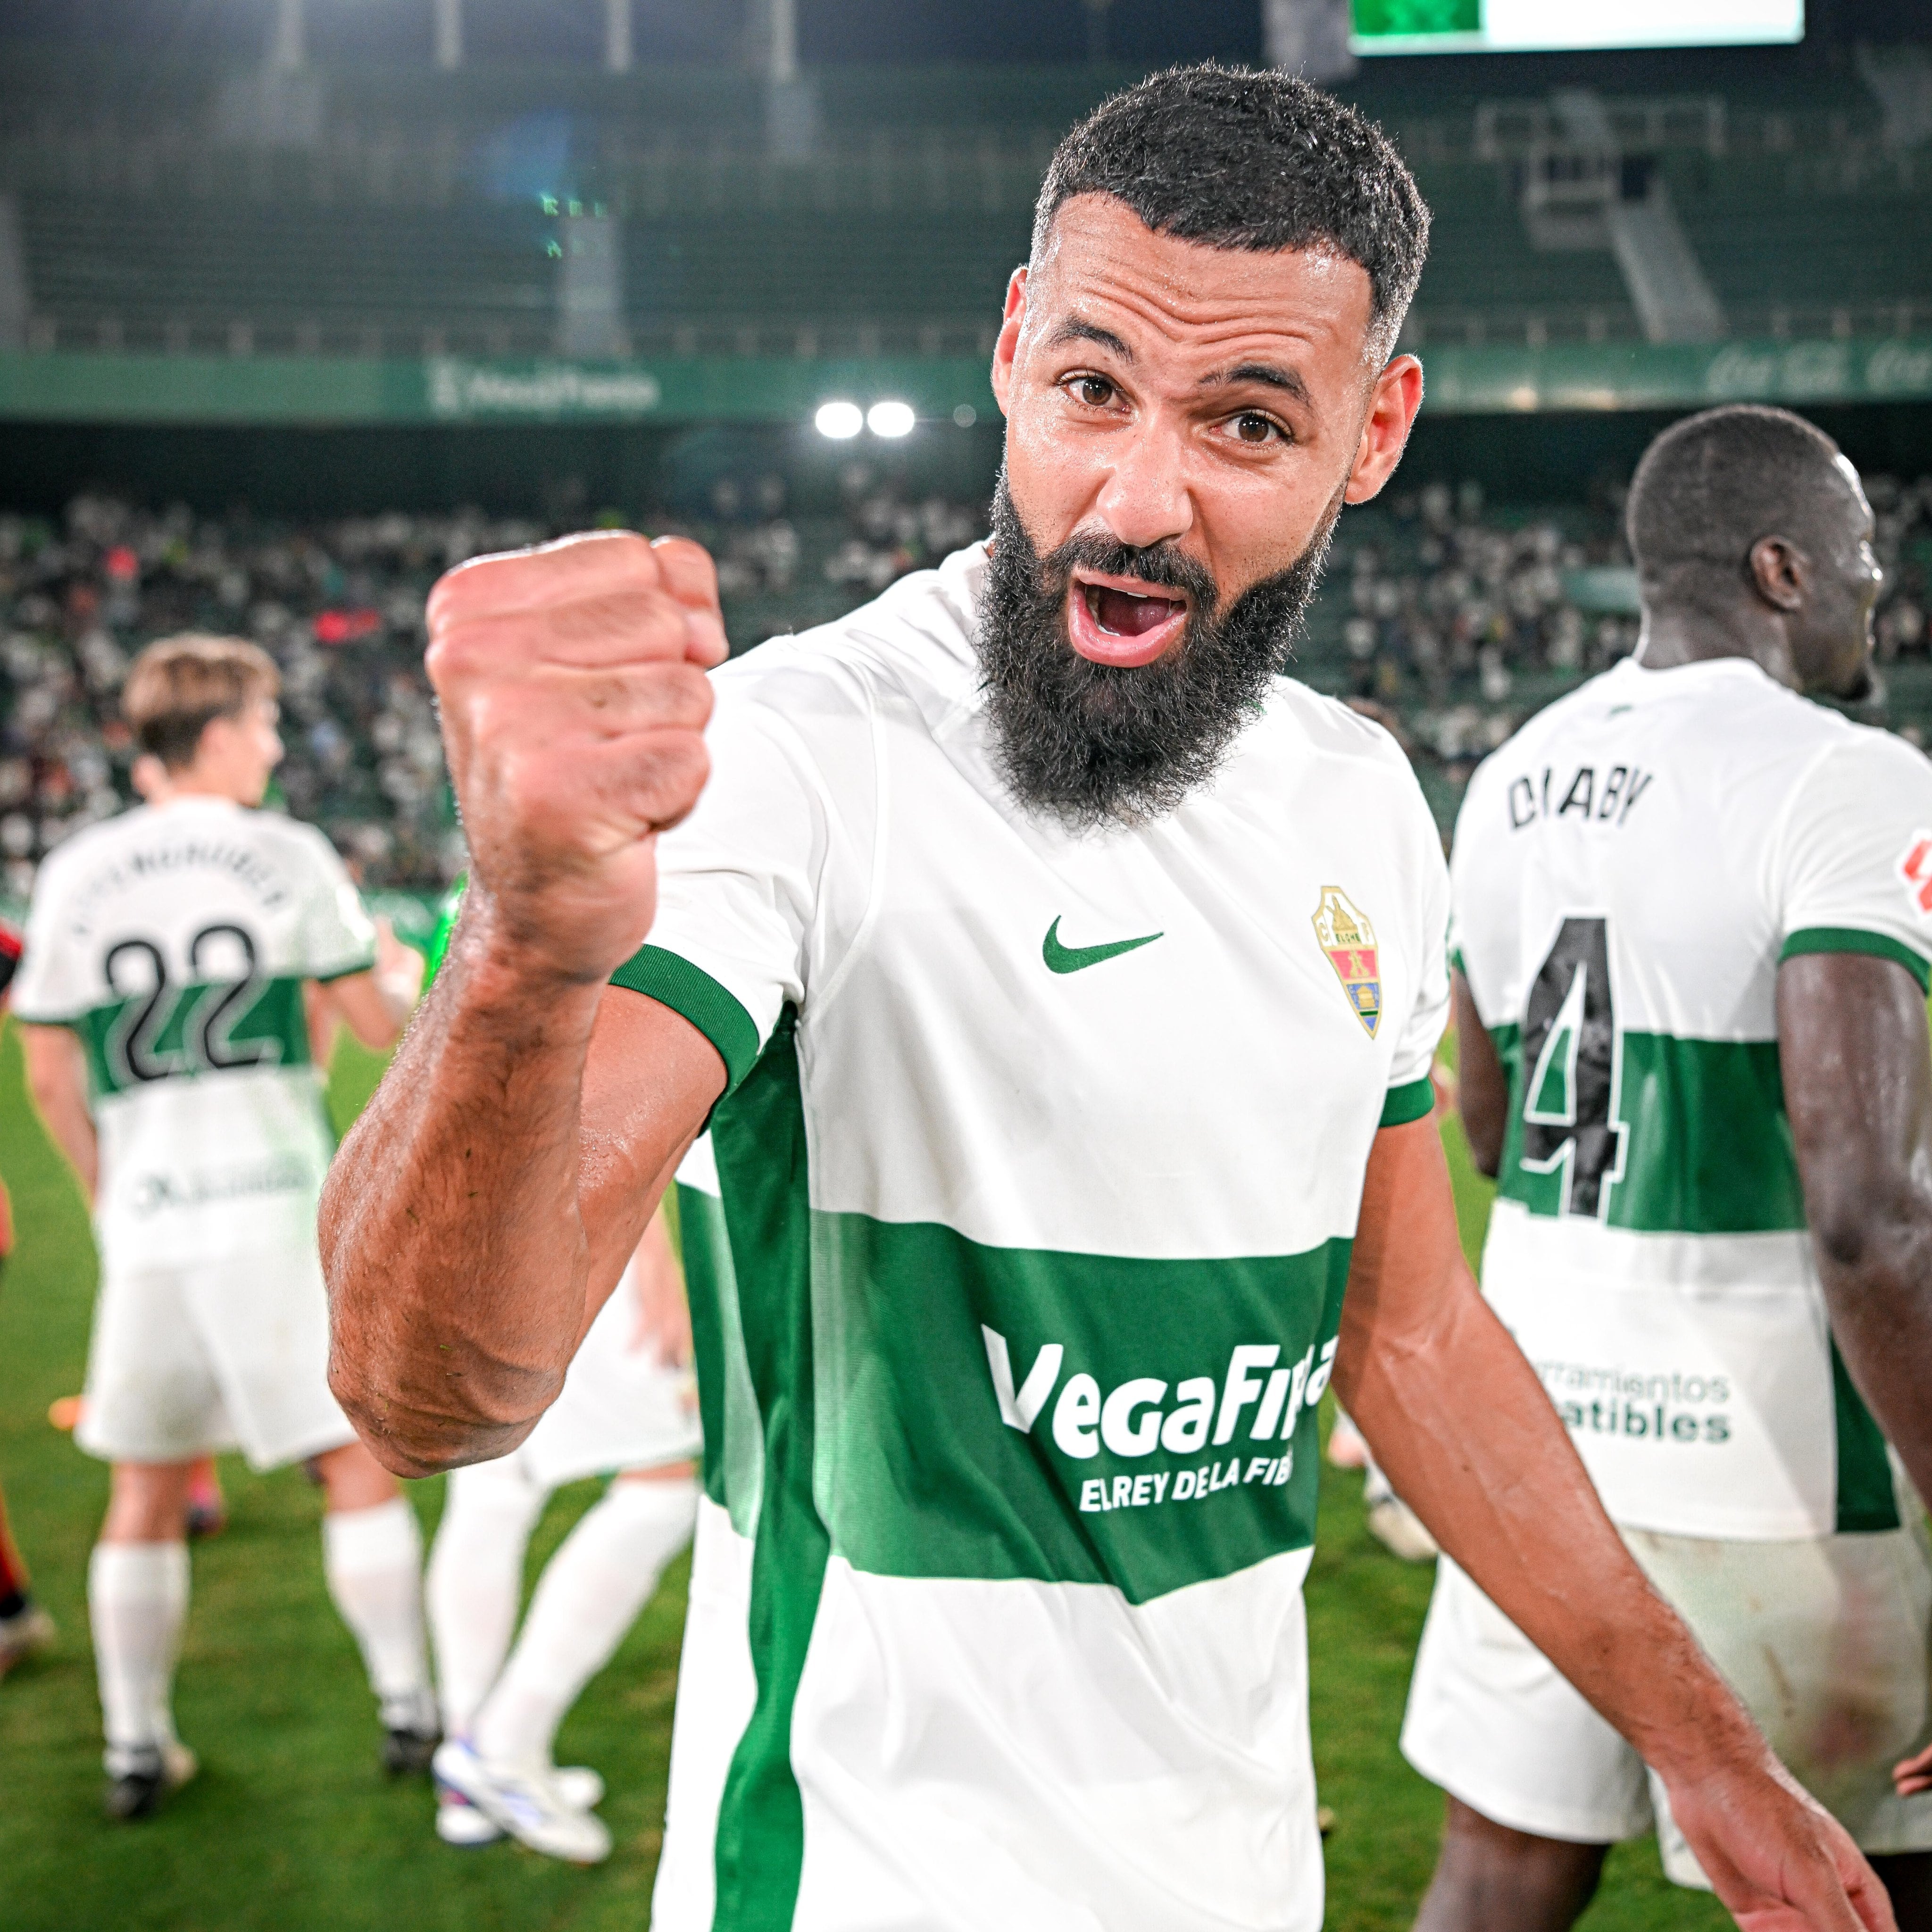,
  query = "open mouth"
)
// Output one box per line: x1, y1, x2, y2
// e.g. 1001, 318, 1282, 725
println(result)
1067, 574, 1191, 667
